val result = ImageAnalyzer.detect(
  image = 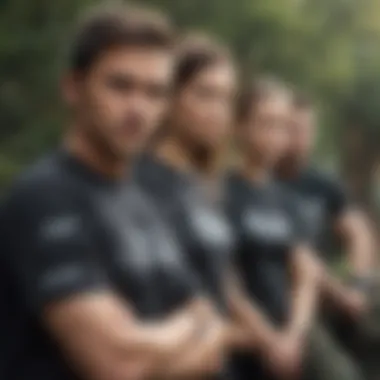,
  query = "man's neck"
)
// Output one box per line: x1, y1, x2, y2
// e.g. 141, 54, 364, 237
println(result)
239, 156, 270, 185
276, 158, 306, 181
64, 126, 129, 180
